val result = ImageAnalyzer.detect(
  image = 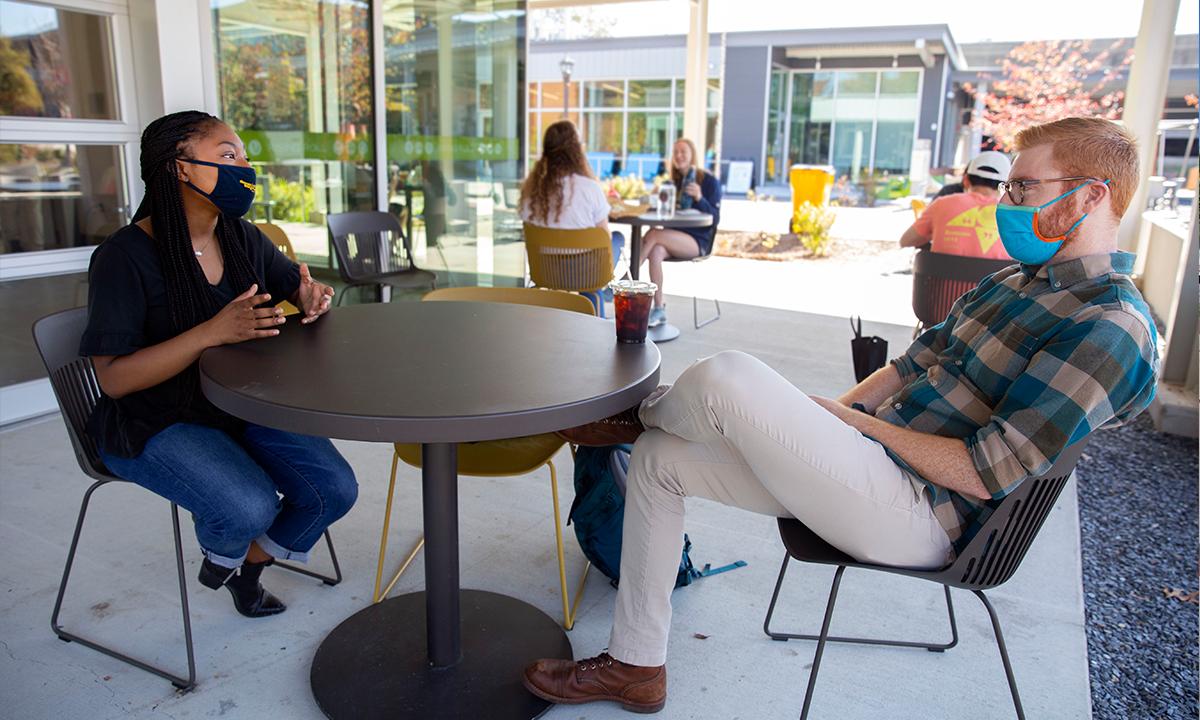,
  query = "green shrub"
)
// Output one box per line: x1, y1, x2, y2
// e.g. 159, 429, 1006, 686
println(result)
256, 176, 315, 223
791, 201, 835, 256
